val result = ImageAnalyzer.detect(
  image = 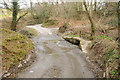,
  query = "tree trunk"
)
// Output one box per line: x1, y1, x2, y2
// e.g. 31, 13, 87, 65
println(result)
117, 1, 120, 78
30, 1, 34, 17
90, 0, 93, 16
94, 0, 97, 11
118, 1, 120, 53
11, 1, 18, 31
83, 2, 95, 39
